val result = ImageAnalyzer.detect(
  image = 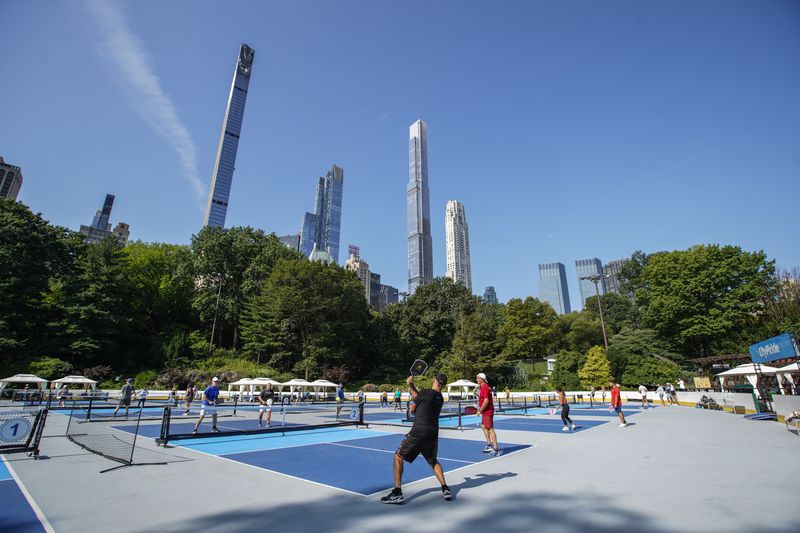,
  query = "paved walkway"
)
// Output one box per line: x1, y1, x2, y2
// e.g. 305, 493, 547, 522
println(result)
2, 404, 796, 532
